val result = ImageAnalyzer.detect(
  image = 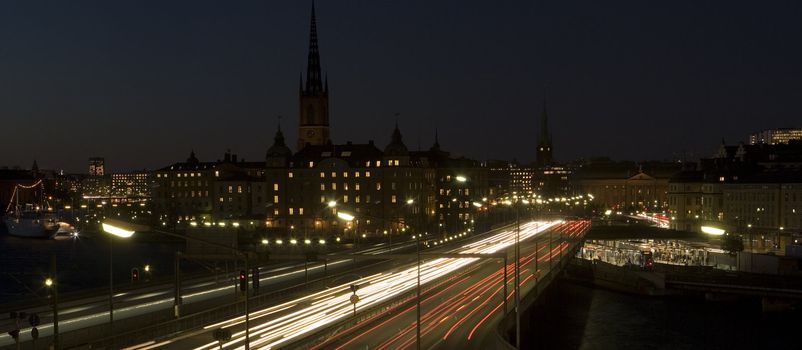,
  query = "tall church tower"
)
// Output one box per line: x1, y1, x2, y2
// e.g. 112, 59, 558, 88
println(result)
536, 98, 553, 167
298, 4, 330, 150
